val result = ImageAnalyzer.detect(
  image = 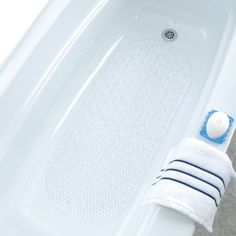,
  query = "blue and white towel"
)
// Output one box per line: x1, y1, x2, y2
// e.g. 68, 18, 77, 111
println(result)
145, 138, 236, 232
